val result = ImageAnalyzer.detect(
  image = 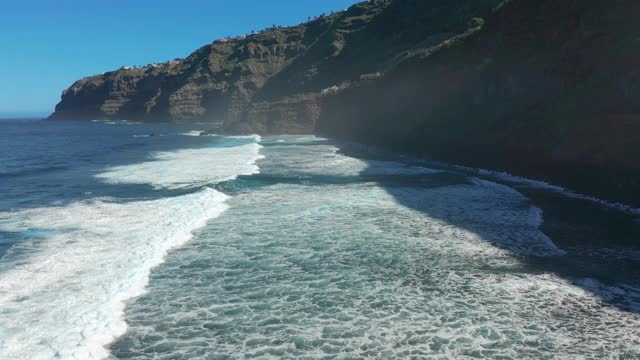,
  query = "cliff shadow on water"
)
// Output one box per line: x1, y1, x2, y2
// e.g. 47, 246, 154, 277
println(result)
336, 145, 640, 314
